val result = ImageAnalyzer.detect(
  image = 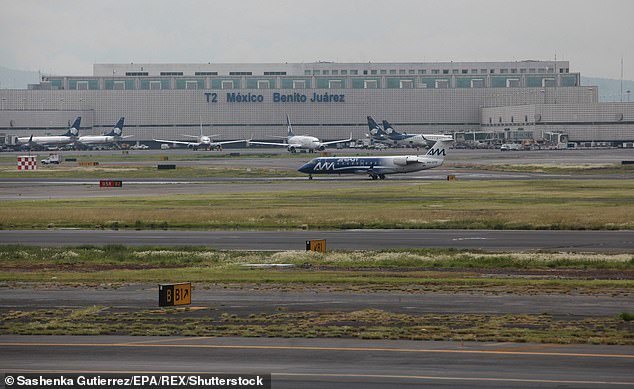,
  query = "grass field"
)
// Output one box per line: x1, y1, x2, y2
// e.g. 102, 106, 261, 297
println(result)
2, 246, 632, 343
2, 307, 632, 344
1, 246, 631, 294
1, 179, 632, 230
